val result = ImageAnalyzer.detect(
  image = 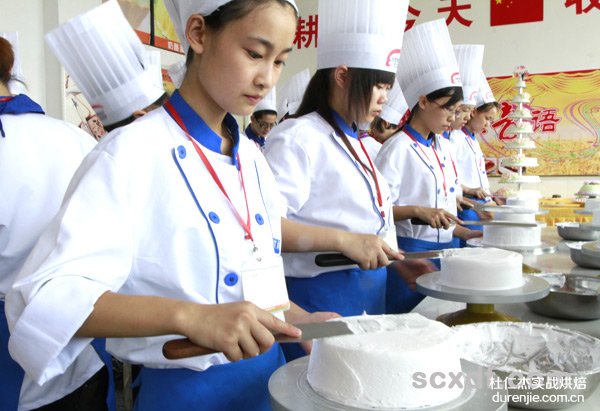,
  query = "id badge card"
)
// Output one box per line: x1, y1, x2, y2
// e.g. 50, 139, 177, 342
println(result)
381, 227, 399, 252
241, 257, 290, 321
